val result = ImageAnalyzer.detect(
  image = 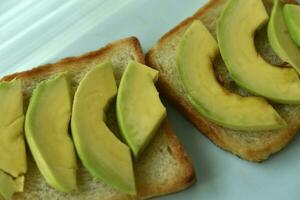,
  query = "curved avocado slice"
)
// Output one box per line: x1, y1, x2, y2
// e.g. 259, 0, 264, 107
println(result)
25, 74, 77, 193
177, 20, 286, 131
0, 80, 27, 199
217, 0, 300, 104
71, 62, 136, 195
283, 4, 300, 47
0, 171, 24, 200
117, 61, 166, 158
268, 0, 300, 73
